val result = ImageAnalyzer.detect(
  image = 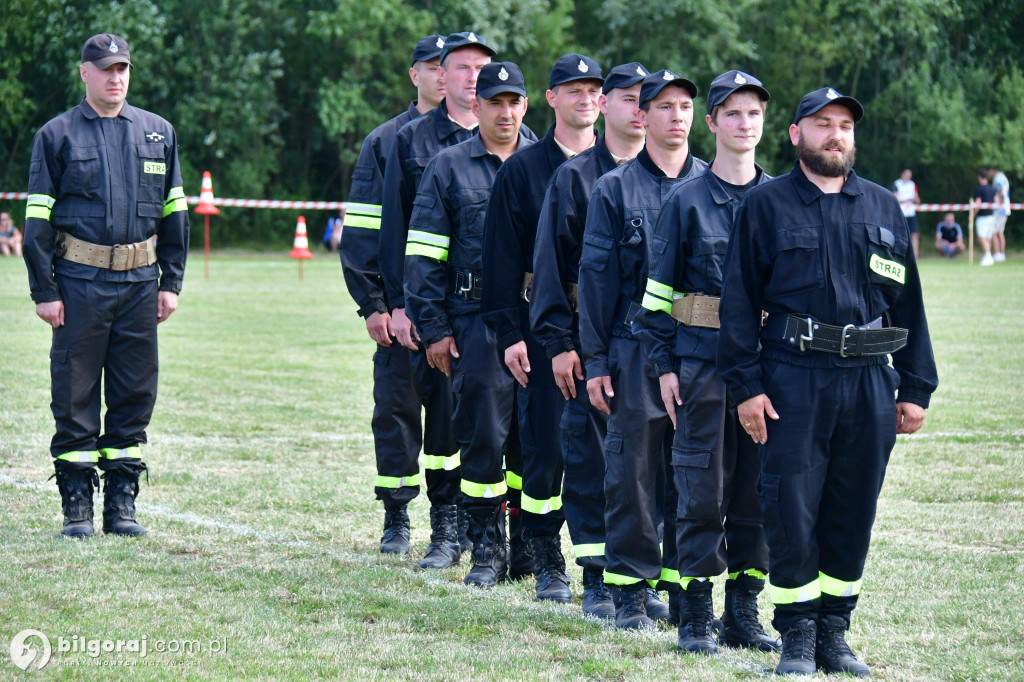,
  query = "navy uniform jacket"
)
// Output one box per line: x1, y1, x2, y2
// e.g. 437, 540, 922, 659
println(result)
340, 102, 421, 317
634, 165, 771, 374
404, 132, 535, 347
530, 136, 618, 360
578, 147, 707, 379
481, 126, 580, 351
24, 99, 189, 302
716, 161, 938, 408
380, 100, 537, 311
